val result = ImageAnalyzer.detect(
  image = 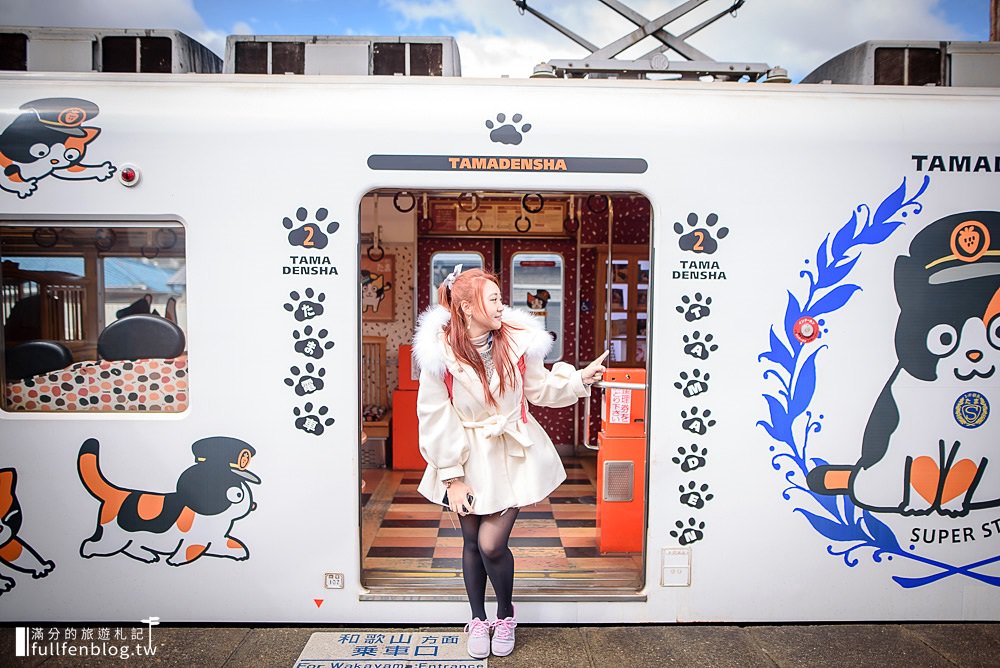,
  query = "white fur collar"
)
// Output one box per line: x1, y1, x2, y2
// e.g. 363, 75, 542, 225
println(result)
412, 305, 553, 377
